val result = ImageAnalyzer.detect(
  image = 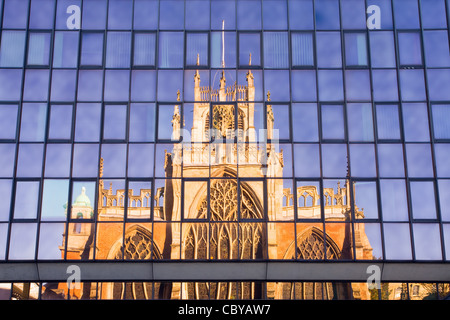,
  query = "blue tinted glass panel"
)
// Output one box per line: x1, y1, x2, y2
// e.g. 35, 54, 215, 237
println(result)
376, 104, 401, 140
318, 70, 343, 102
398, 32, 422, 66
77, 70, 103, 101
432, 105, 450, 139
263, 0, 287, 30
48, 104, 73, 140
237, 0, 262, 30
380, 180, 409, 221
44, 144, 71, 177
291, 33, 314, 67
53, 31, 79, 68
19, 103, 47, 142
349, 144, 377, 177
438, 180, 450, 221
239, 33, 261, 66
51, 70, 77, 102
288, 0, 313, 30
9, 223, 37, 260
106, 32, 131, 68
0, 144, 15, 177
369, 31, 396, 68
316, 32, 341, 68
108, 0, 132, 29
101, 144, 126, 177
410, 181, 437, 220
293, 144, 320, 177
427, 69, 450, 101
292, 103, 318, 142
321, 144, 347, 177
393, 0, 420, 29
435, 144, 450, 177
82, 0, 107, 30
0, 70, 23, 101
406, 144, 434, 178
402, 103, 430, 142
314, 0, 340, 30
263, 32, 289, 68
16, 144, 44, 177
423, 31, 450, 68
75, 103, 101, 142
341, 0, 366, 29
420, 0, 447, 29
186, 33, 209, 66
399, 70, 426, 102
81, 33, 104, 66
133, 33, 156, 66
321, 105, 345, 140
157, 70, 183, 101
186, 0, 210, 30
377, 144, 405, 177
413, 224, 442, 260
0, 180, 12, 221
347, 103, 374, 142
29, 0, 55, 29
344, 33, 367, 67
23, 70, 50, 102
291, 70, 316, 101
383, 223, 412, 260
0, 105, 18, 140
134, 0, 158, 30
104, 70, 130, 102
0, 31, 26, 67
103, 105, 127, 140
345, 70, 371, 101
28, 33, 51, 66
159, 32, 184, 68
264, 70, 290, 101
211, 32, 236, 68
72, 144, 99, 177
128, 144, 154, 177
131, 71, 156, 102
211, 0, 236, 30
55, 0, 81, 29
41, 180, 69, 221
372, 70, 398, 101
2, 0, 29, 28
159, 0, 184, 30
